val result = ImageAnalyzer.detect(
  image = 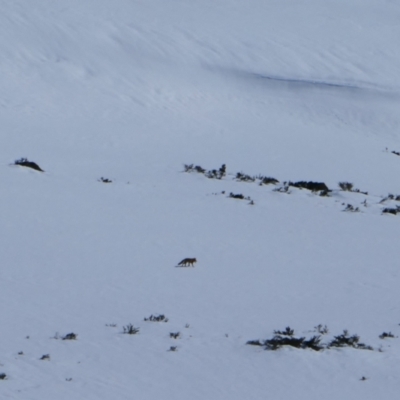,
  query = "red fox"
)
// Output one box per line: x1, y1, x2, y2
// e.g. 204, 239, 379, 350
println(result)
177, 258, 197, 267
